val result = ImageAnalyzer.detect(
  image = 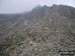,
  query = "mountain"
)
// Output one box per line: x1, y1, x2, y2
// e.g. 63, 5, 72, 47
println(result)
0, 4, 75, 56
